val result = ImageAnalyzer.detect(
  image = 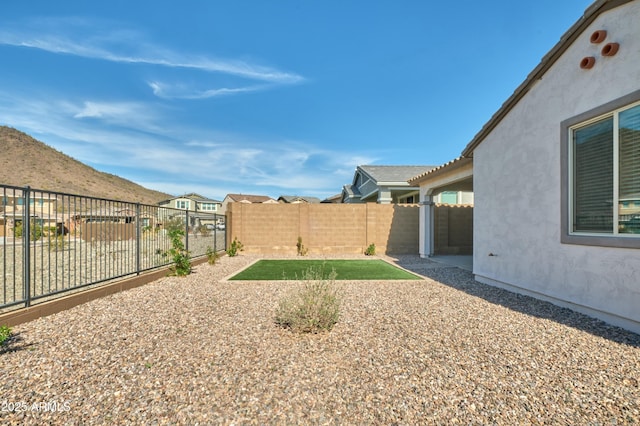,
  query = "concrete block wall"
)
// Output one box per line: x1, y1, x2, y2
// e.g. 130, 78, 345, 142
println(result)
227, 203, 419, 255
